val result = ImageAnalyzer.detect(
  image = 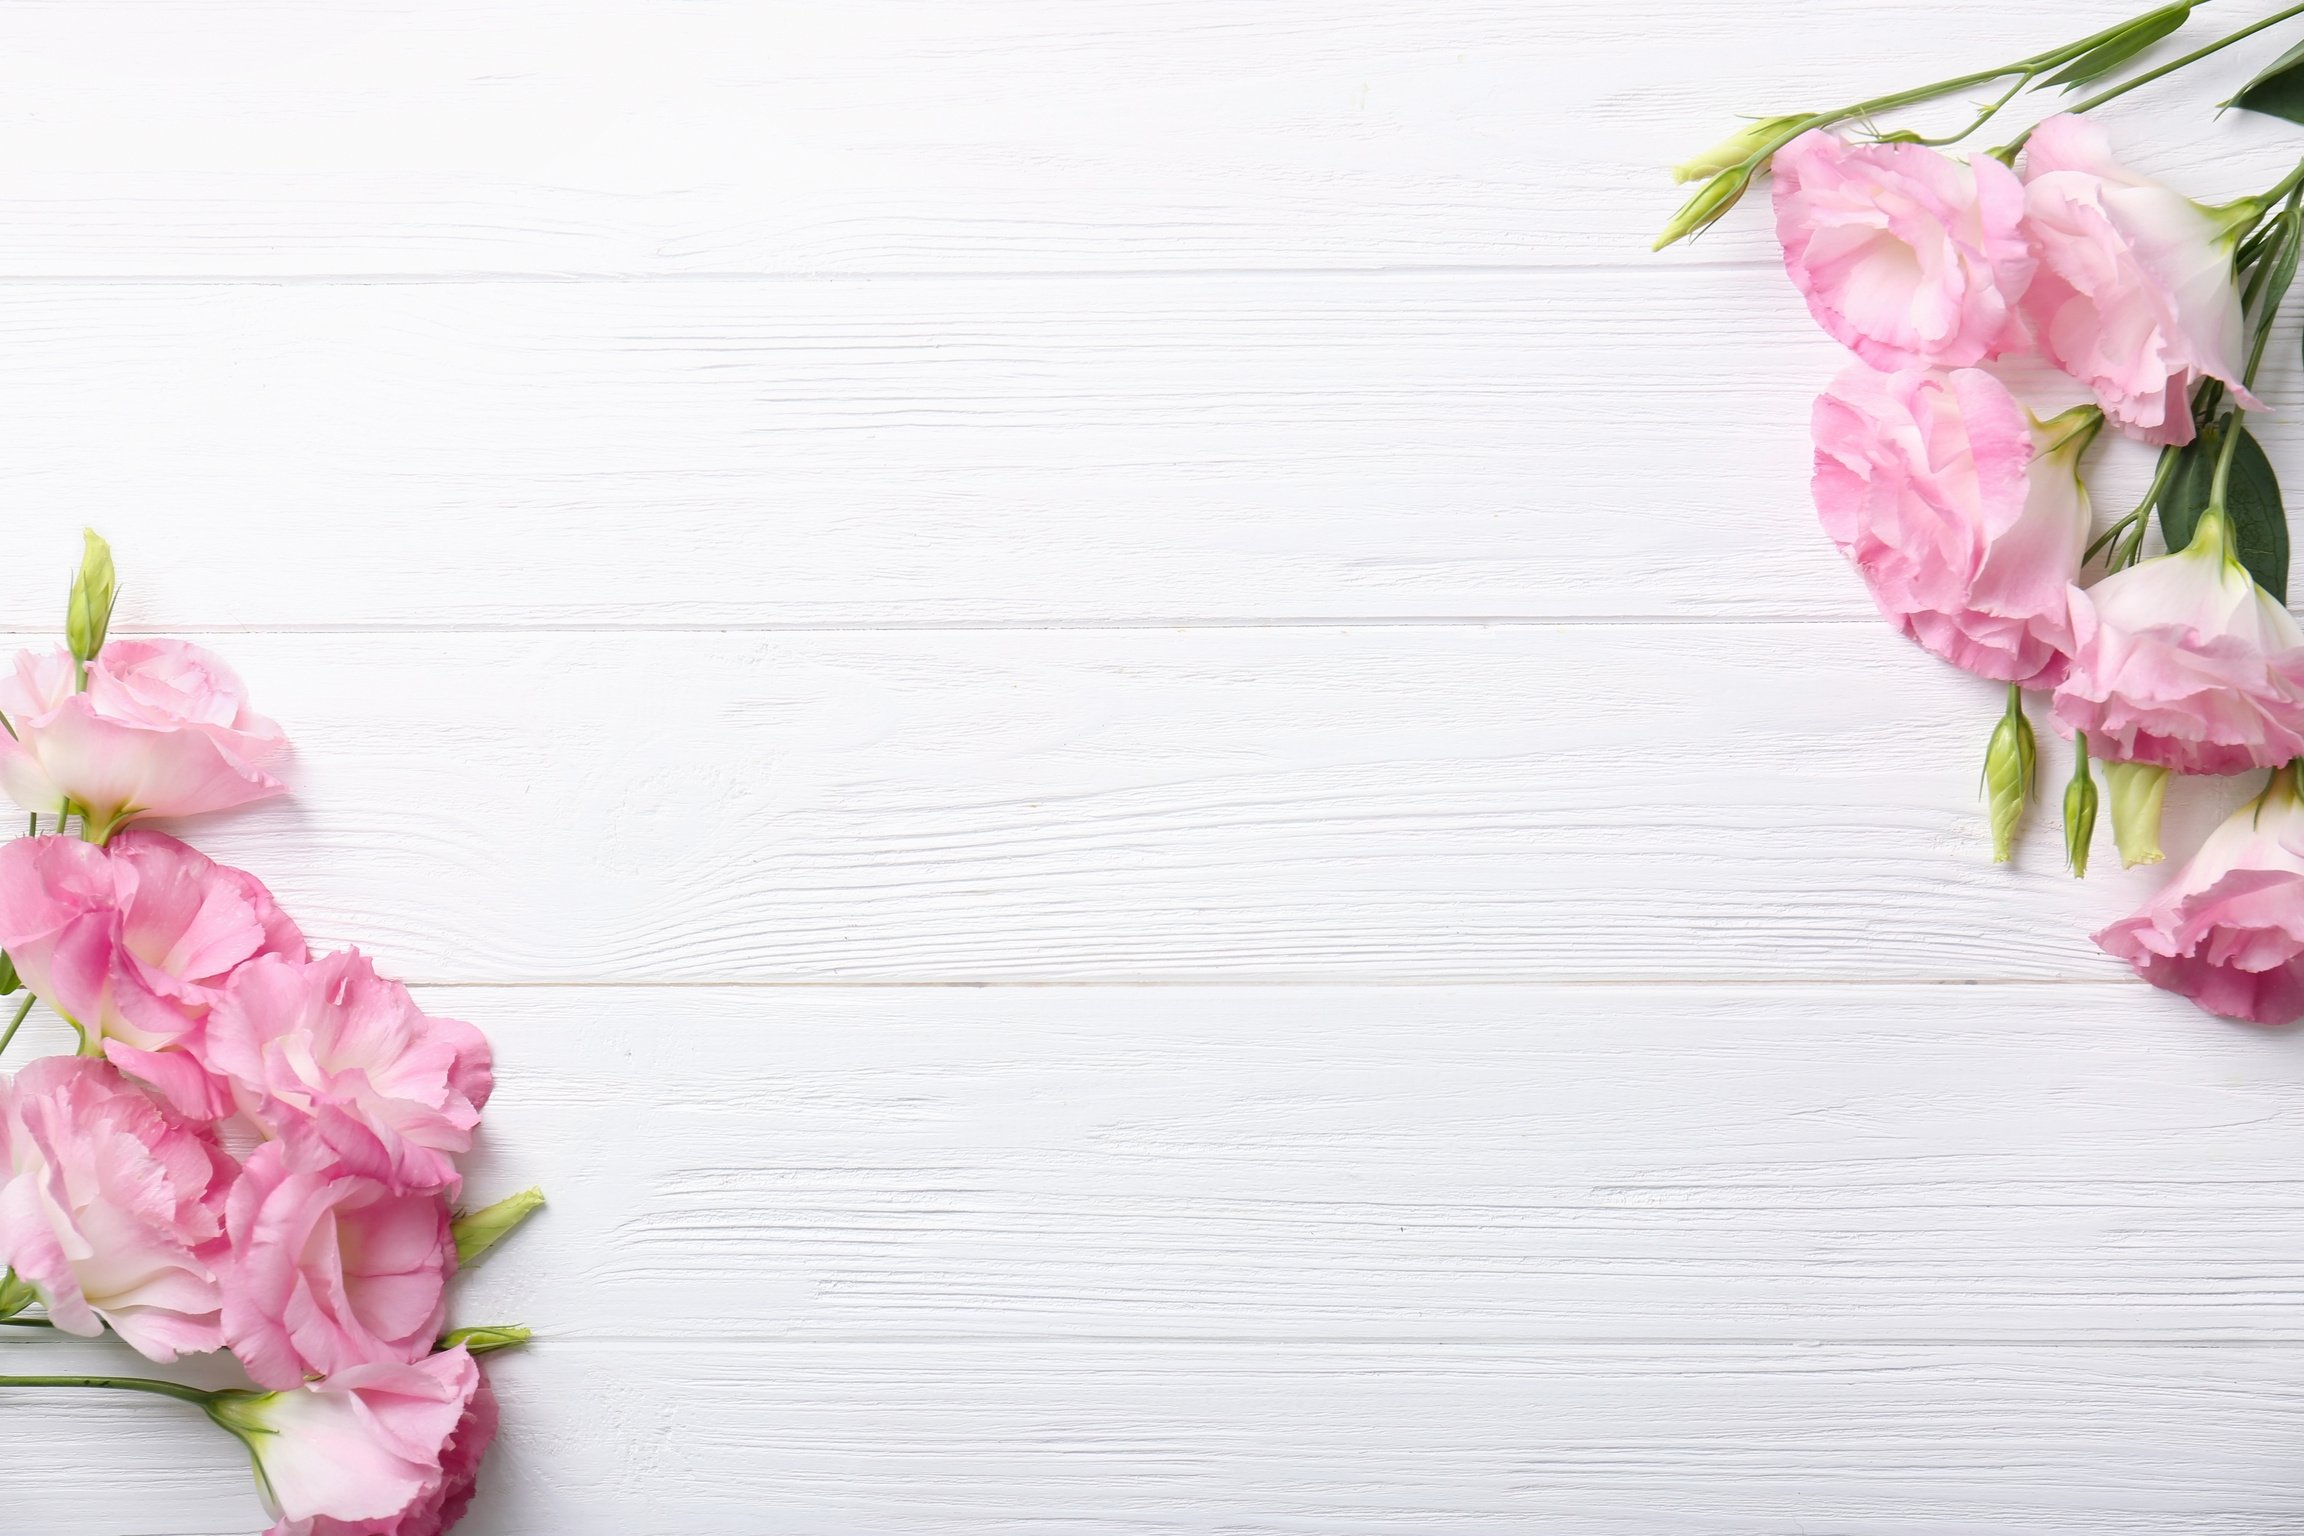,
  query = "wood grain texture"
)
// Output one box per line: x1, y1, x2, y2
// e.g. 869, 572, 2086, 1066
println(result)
9, 0, 2304, 1530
